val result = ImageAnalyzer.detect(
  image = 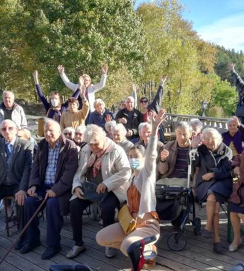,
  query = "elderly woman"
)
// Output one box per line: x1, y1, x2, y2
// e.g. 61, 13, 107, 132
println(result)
73, 125, 86, 149
33, 71, 80, 122
105, 120, 116, 138
157, 121, 192, 187
67, 124, 131, 259
62, 127, 75, 140
194, 128, 232, 253
111, 123, 134, 154
96, 110, 166, 268
222, 116, 244, 158
88, 99, 114, 130
228, 152, 244, 252
190, 118, 203, 148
